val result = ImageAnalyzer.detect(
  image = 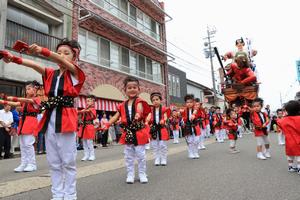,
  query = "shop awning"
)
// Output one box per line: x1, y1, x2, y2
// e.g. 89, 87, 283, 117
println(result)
76, 96, 121, 112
